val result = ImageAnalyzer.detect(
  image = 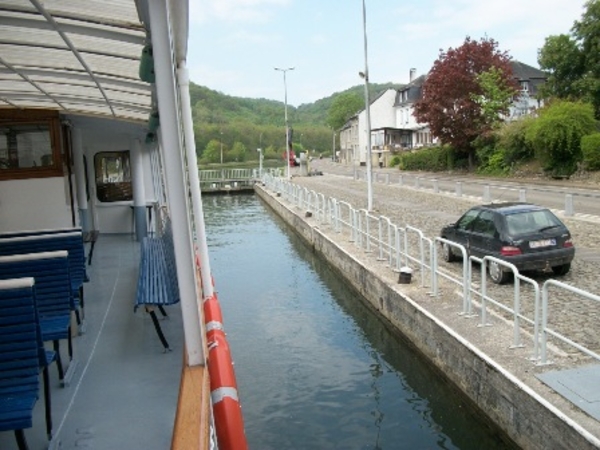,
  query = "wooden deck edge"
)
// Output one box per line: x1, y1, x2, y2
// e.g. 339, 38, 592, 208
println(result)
171, 354, 211, 450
